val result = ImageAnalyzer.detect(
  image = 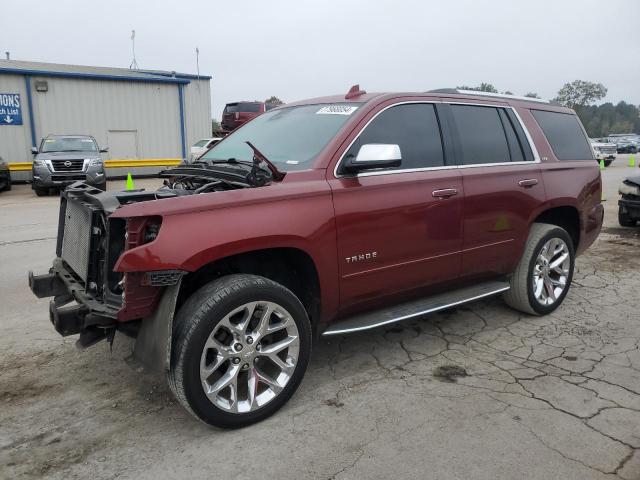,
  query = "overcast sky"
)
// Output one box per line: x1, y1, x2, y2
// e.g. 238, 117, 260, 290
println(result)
3, 0, 639, 119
